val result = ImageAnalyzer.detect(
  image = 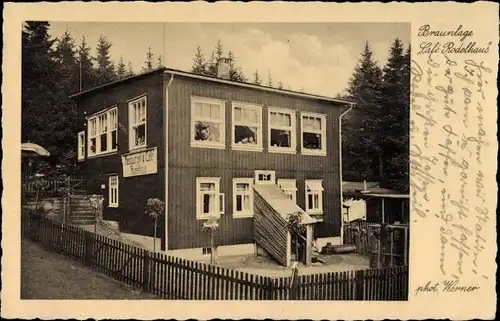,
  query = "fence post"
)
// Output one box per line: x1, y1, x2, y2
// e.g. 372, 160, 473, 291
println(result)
84, 232, 94, 267
143, 250, 150, 293
355, 269, 364, 300
266, 277, 274, 300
